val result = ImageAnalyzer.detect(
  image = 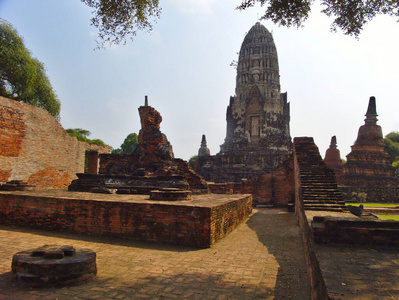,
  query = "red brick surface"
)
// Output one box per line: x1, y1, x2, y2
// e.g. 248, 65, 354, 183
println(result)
0, 96, 110, 188
0, 104, 27, 157
0, 169, 11, 182
0, 190, 252, 248
209, 156, 294, 205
